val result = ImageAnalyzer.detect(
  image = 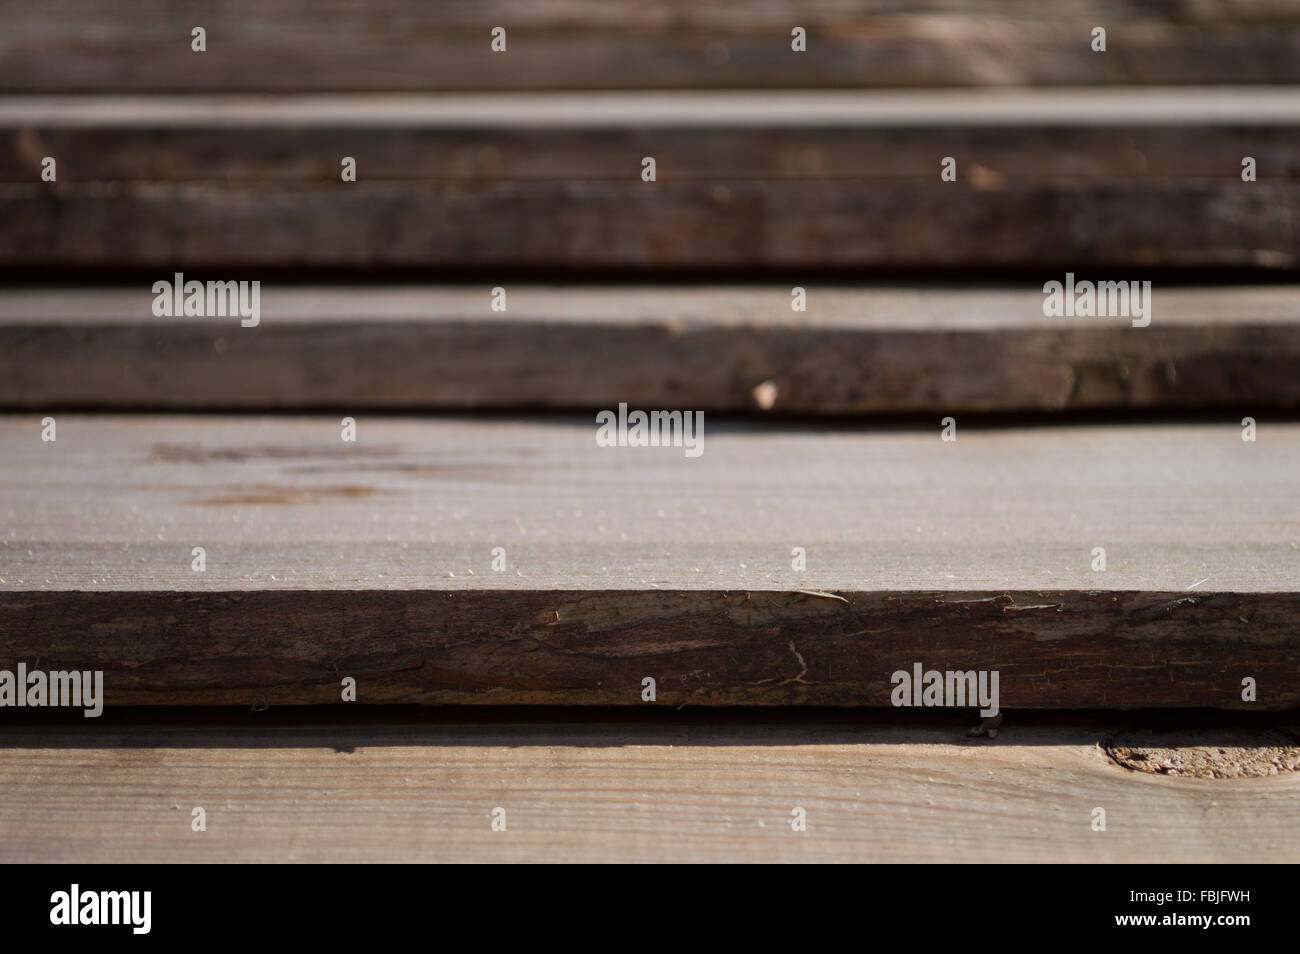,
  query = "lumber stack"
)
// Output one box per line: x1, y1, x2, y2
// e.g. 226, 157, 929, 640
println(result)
0, 1, 1297, 719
